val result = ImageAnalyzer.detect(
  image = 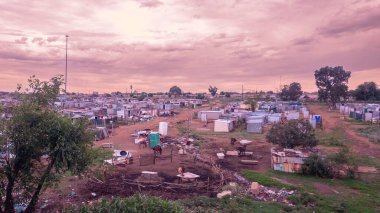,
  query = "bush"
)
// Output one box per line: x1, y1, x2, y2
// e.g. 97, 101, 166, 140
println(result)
267, 120, 318, 148
66, 195, 183, 213
301, 154, 333, 178
328, 147, 352, 164
288, 192, 317, 207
